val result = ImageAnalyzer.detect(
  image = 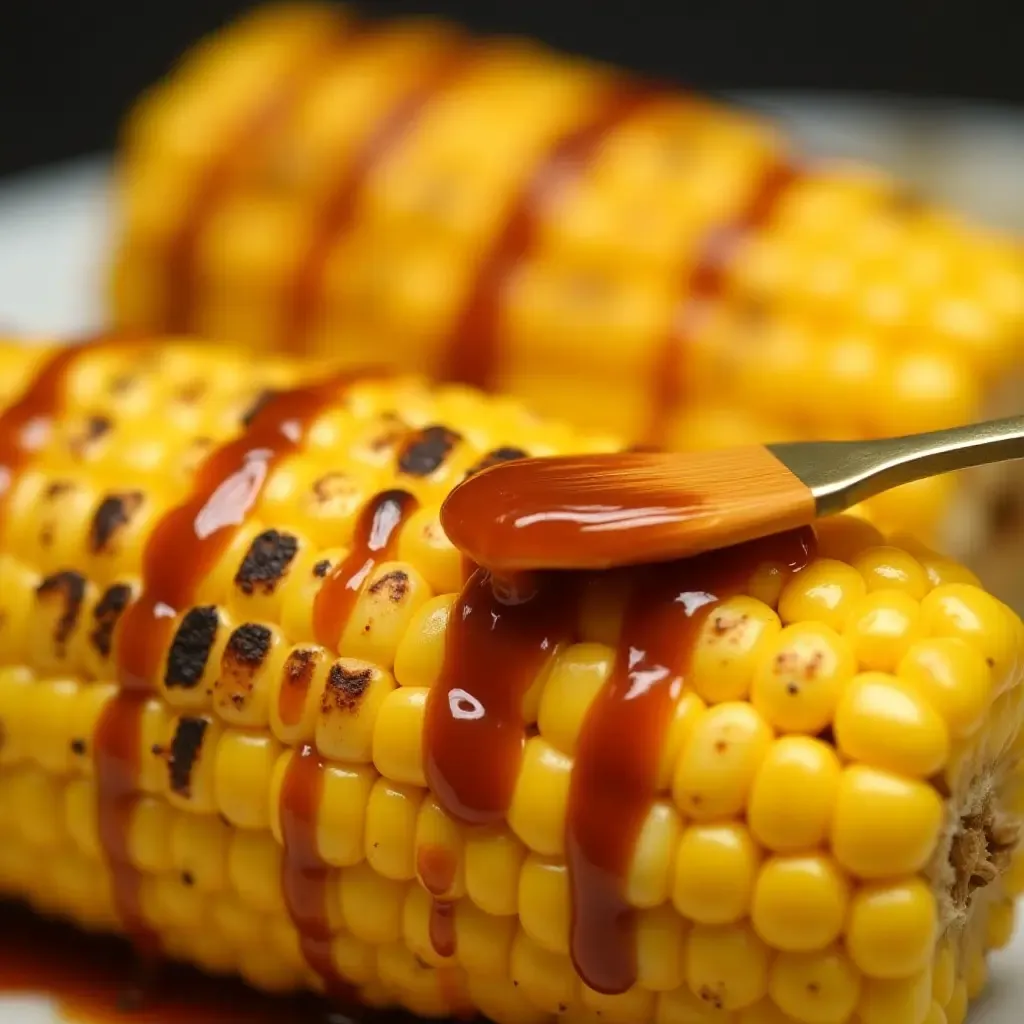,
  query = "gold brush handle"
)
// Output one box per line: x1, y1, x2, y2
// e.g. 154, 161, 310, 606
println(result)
769, 415, 1024, 517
